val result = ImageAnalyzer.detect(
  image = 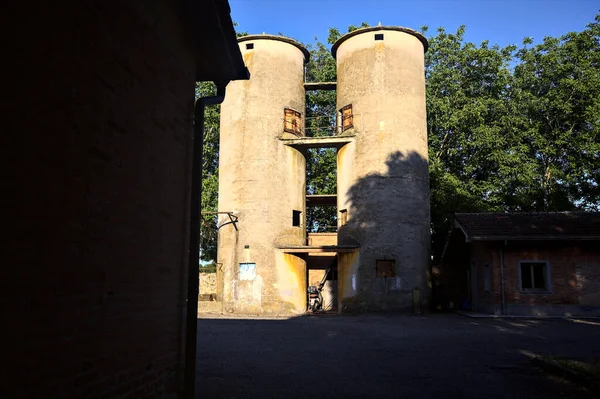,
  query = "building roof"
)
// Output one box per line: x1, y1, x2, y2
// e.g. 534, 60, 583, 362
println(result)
183, 0, 249, 82
454, 212, 600, 241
